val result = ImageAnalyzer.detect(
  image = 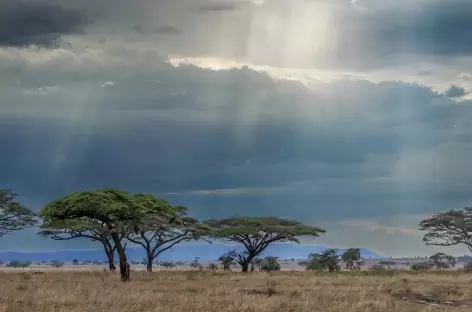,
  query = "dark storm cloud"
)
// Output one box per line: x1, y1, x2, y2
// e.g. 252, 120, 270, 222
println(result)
2, 62, 472, 222
326, 0, 472, 69
0, 1, 91, 48
445, 85, 469, 98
